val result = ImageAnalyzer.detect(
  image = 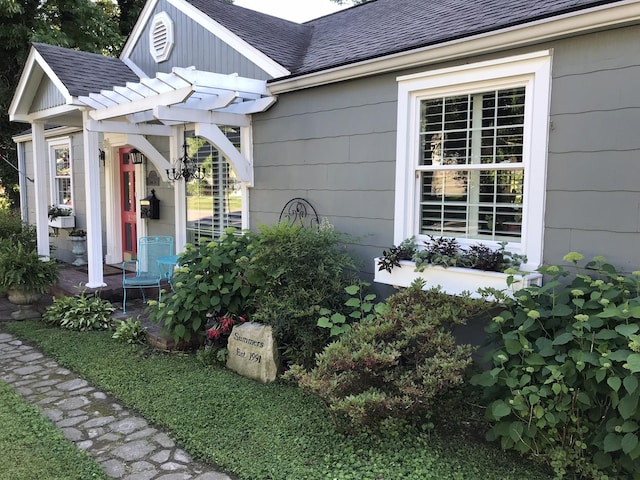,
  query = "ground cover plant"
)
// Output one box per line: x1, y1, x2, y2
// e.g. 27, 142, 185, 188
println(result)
473, 253, 640, 479
3, 320, 551, 480
0, 381, 105, 480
